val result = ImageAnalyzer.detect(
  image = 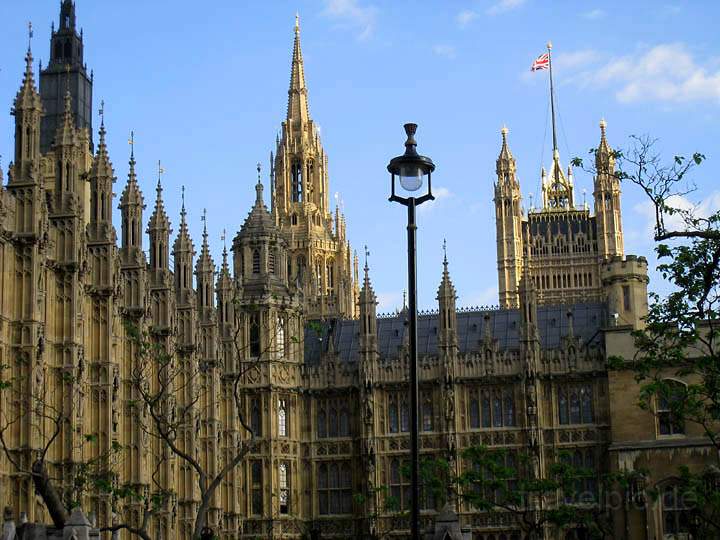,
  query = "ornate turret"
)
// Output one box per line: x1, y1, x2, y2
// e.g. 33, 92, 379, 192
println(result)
147, 176, 172, 275
594, 119, 624, 259
87, 116, 115, 243
40, 0, 94, 152
119, 139, 145, 261
173, 190, 196, 296
196, 211, 216, 313
494, 127, 524, 309
358, 249, 378, 353
232, 166, 289, 295
437, 243, 458, 354
273, 19, 356, 319
10, 45, 43, 186
287, 14, 309, 125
